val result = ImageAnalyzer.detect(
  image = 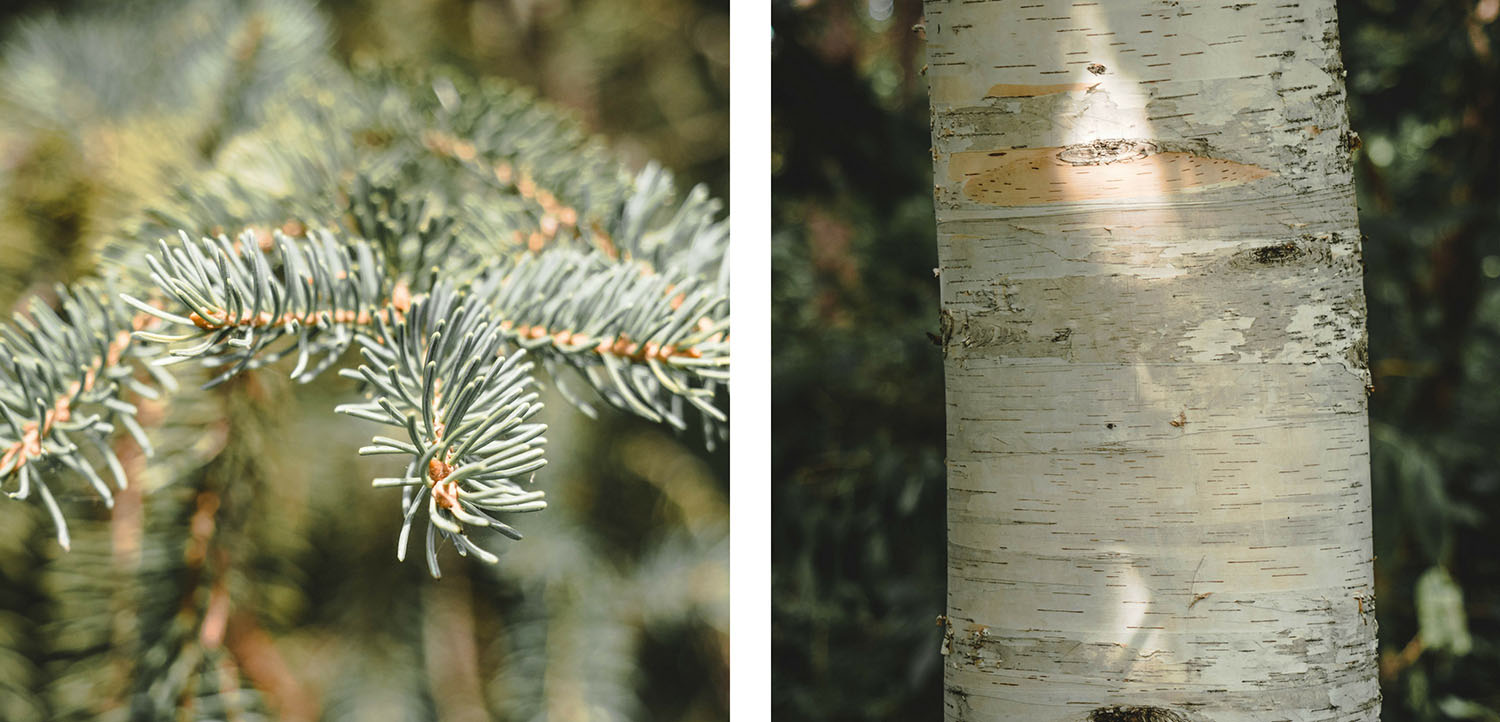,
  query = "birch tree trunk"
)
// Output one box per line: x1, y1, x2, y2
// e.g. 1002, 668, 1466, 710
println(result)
924, 2, 1379, 720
